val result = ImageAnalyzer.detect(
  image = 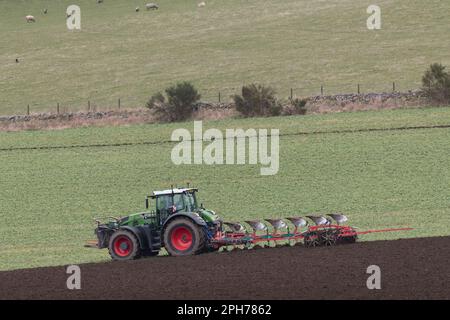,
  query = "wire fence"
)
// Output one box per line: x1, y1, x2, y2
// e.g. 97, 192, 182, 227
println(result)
15, 81, 418, 117
200, 81, 412, 102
